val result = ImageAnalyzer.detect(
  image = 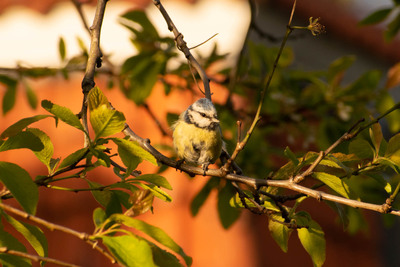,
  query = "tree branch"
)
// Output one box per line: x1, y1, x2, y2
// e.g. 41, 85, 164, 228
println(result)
80, 0, 109, 148
0, 247, 81, 267
122, 122, 400, 217
0, 202, 117, 264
